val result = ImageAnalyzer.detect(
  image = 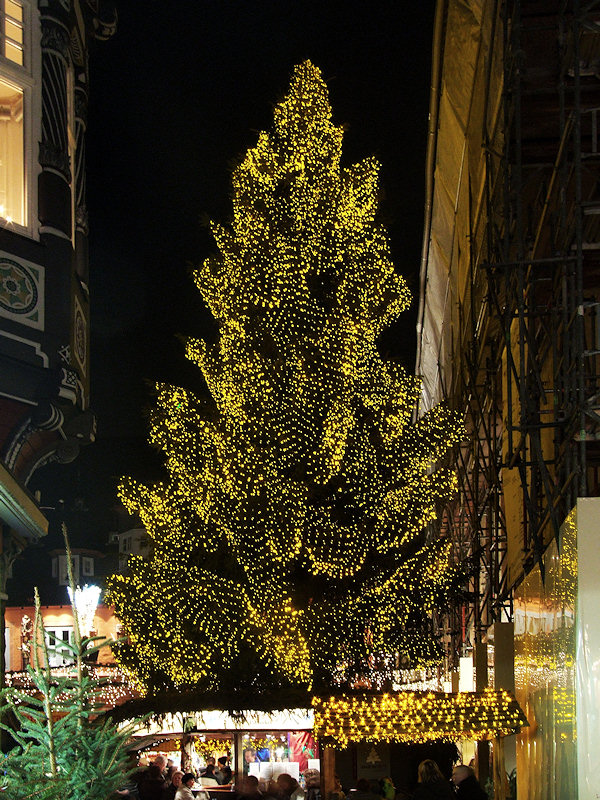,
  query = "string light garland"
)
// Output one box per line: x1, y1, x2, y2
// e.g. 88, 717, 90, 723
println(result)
193, 739, 232, 759
107, 60, 462, 695
4, 665, 138, 710
241, 734, 287, 753
312, 690, 529, 747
